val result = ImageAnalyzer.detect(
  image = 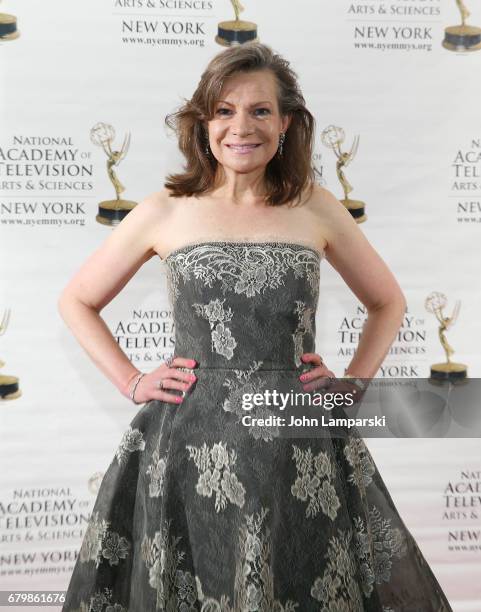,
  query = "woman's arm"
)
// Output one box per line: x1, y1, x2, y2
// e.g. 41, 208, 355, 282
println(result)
315, 185, 407, 379
57, 190, 193, 402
